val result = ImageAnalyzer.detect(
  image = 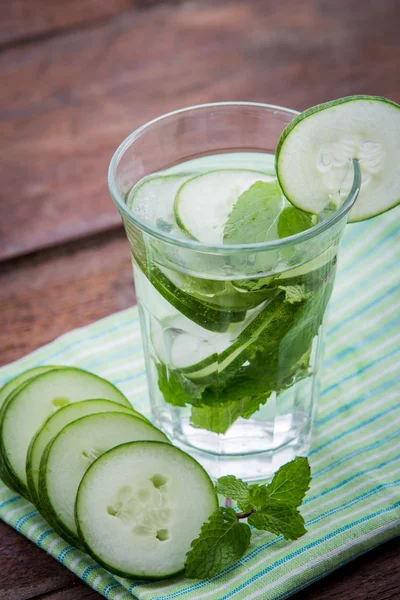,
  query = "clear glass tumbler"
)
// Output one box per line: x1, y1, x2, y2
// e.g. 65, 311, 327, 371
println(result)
109, 103, 360, 481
